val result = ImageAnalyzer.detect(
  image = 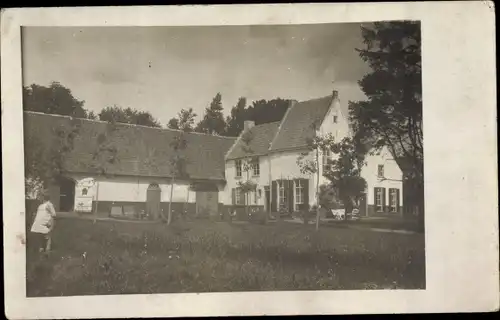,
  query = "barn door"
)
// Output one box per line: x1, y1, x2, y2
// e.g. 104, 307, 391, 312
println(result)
196, 191, 218, 217
146, 183, 161, 220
